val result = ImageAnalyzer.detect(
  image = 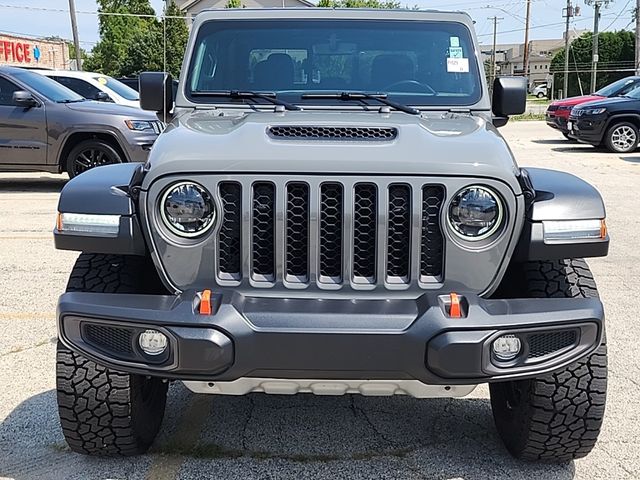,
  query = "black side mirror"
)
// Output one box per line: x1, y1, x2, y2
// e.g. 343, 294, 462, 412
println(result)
95, 91, 110, 102
13, 91, 38, 108
140, 72, 173, 118
492, 77, 527, 127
